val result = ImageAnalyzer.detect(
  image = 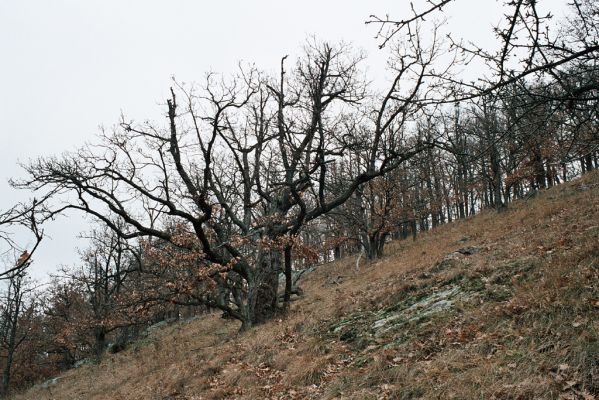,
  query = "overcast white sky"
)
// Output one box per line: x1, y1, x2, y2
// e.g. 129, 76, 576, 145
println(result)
0, 1, 568, 280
